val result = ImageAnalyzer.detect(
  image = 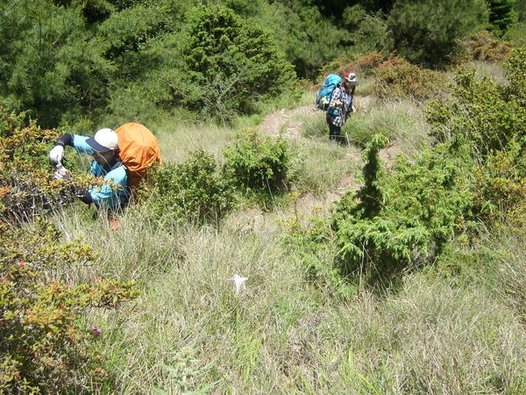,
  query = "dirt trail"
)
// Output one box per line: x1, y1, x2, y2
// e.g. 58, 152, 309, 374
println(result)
258, 95, 374, 140
258, 105, 317, 139
256, 96, 380, 215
